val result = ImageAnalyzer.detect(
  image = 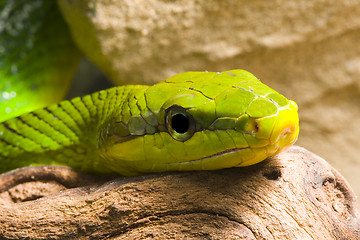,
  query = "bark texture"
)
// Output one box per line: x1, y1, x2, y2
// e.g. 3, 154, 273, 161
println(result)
57, 0, 360, 199
0, 146, 359, 239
